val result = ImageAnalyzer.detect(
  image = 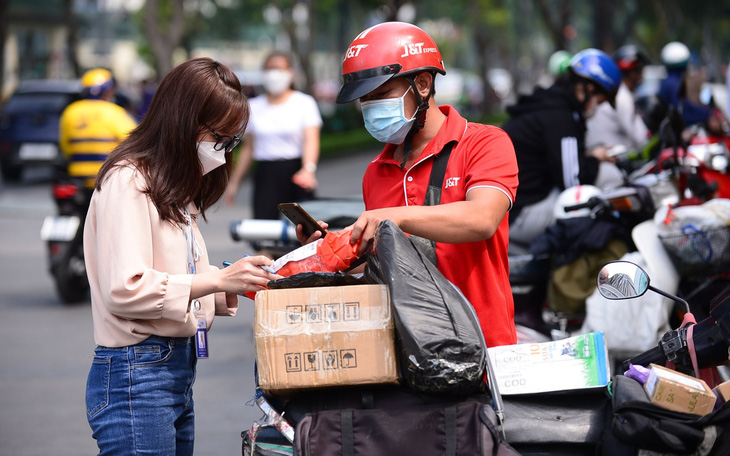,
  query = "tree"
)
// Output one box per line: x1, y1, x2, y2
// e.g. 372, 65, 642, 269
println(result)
63, 0, 81, 77
142, 0, 185, 81
0, 0, 8, 97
